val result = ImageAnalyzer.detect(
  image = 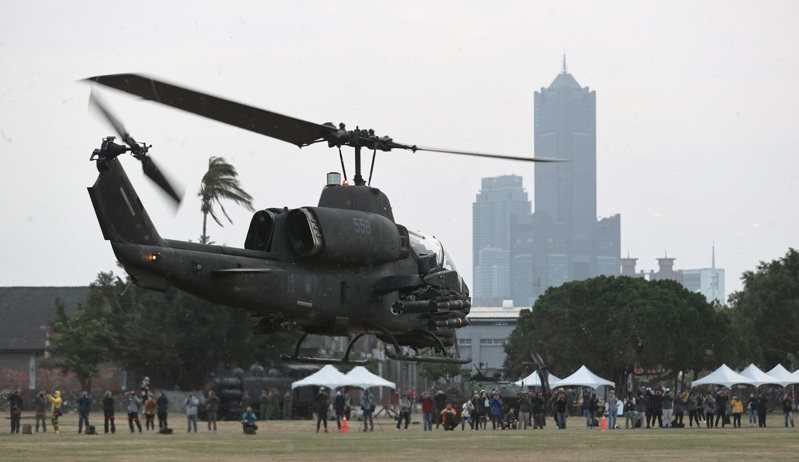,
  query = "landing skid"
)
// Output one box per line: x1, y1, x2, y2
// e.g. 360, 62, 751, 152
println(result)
280, 332, 369, 366
377, 326, 472, 365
